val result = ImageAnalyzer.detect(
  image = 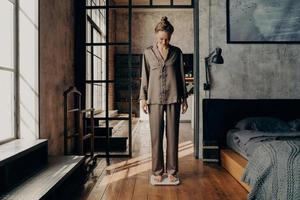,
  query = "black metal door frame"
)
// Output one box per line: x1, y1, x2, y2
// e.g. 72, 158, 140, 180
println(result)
76, 0, 200, 164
